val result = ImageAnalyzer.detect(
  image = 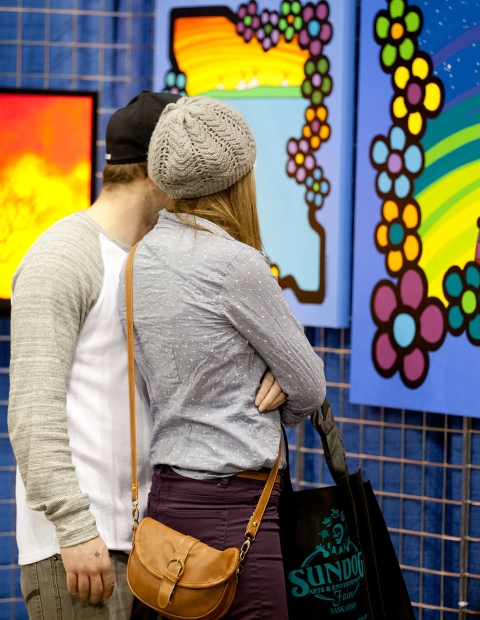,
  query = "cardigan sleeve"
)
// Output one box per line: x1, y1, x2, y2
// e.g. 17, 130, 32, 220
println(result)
8, 217, 103, 546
